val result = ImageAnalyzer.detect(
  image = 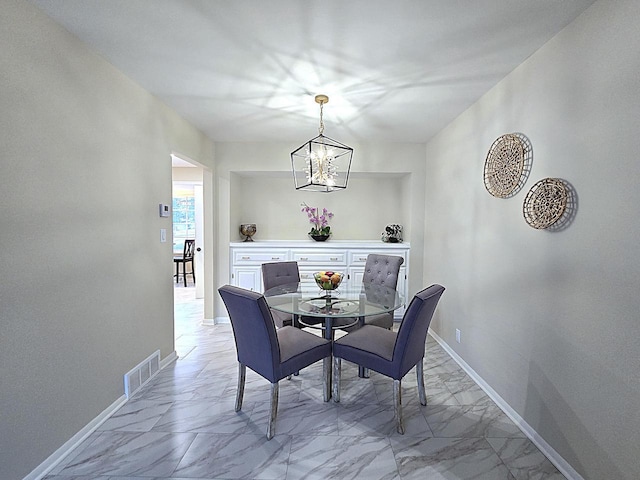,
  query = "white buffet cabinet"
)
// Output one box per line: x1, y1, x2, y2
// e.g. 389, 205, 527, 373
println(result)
230, 240, 410, 318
